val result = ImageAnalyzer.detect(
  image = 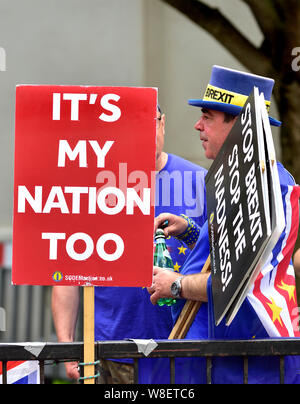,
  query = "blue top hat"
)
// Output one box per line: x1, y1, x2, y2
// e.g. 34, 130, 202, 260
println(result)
188, 65, 281, 127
